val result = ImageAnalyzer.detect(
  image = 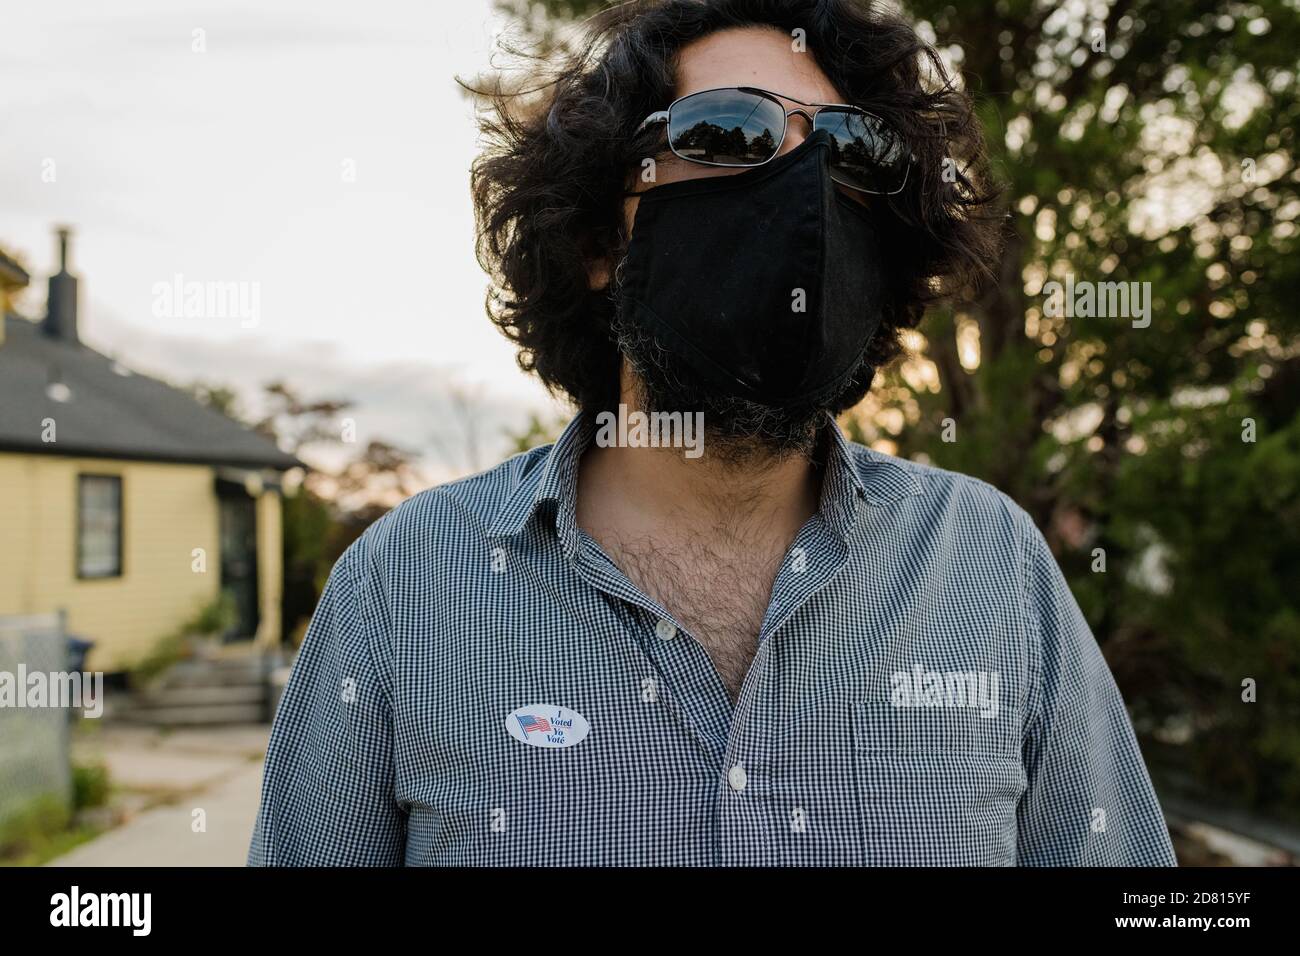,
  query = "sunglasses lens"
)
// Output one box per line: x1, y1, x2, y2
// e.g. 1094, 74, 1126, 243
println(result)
668, 89, 785, 166
815, 108, 908, 194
